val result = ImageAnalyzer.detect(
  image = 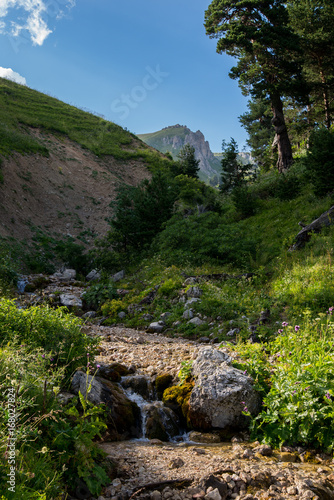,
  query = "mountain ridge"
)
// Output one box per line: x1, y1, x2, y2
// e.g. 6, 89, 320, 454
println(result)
138, 124, 222, 182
